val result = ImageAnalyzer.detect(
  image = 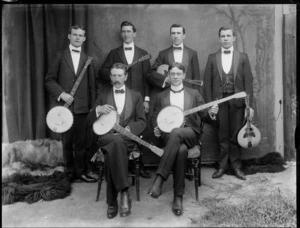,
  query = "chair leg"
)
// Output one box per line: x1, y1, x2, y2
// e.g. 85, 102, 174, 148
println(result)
96, 161, 104, 202
193, 158, 199, 201
135, 157, 140, 201
198, 155, 201, 187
